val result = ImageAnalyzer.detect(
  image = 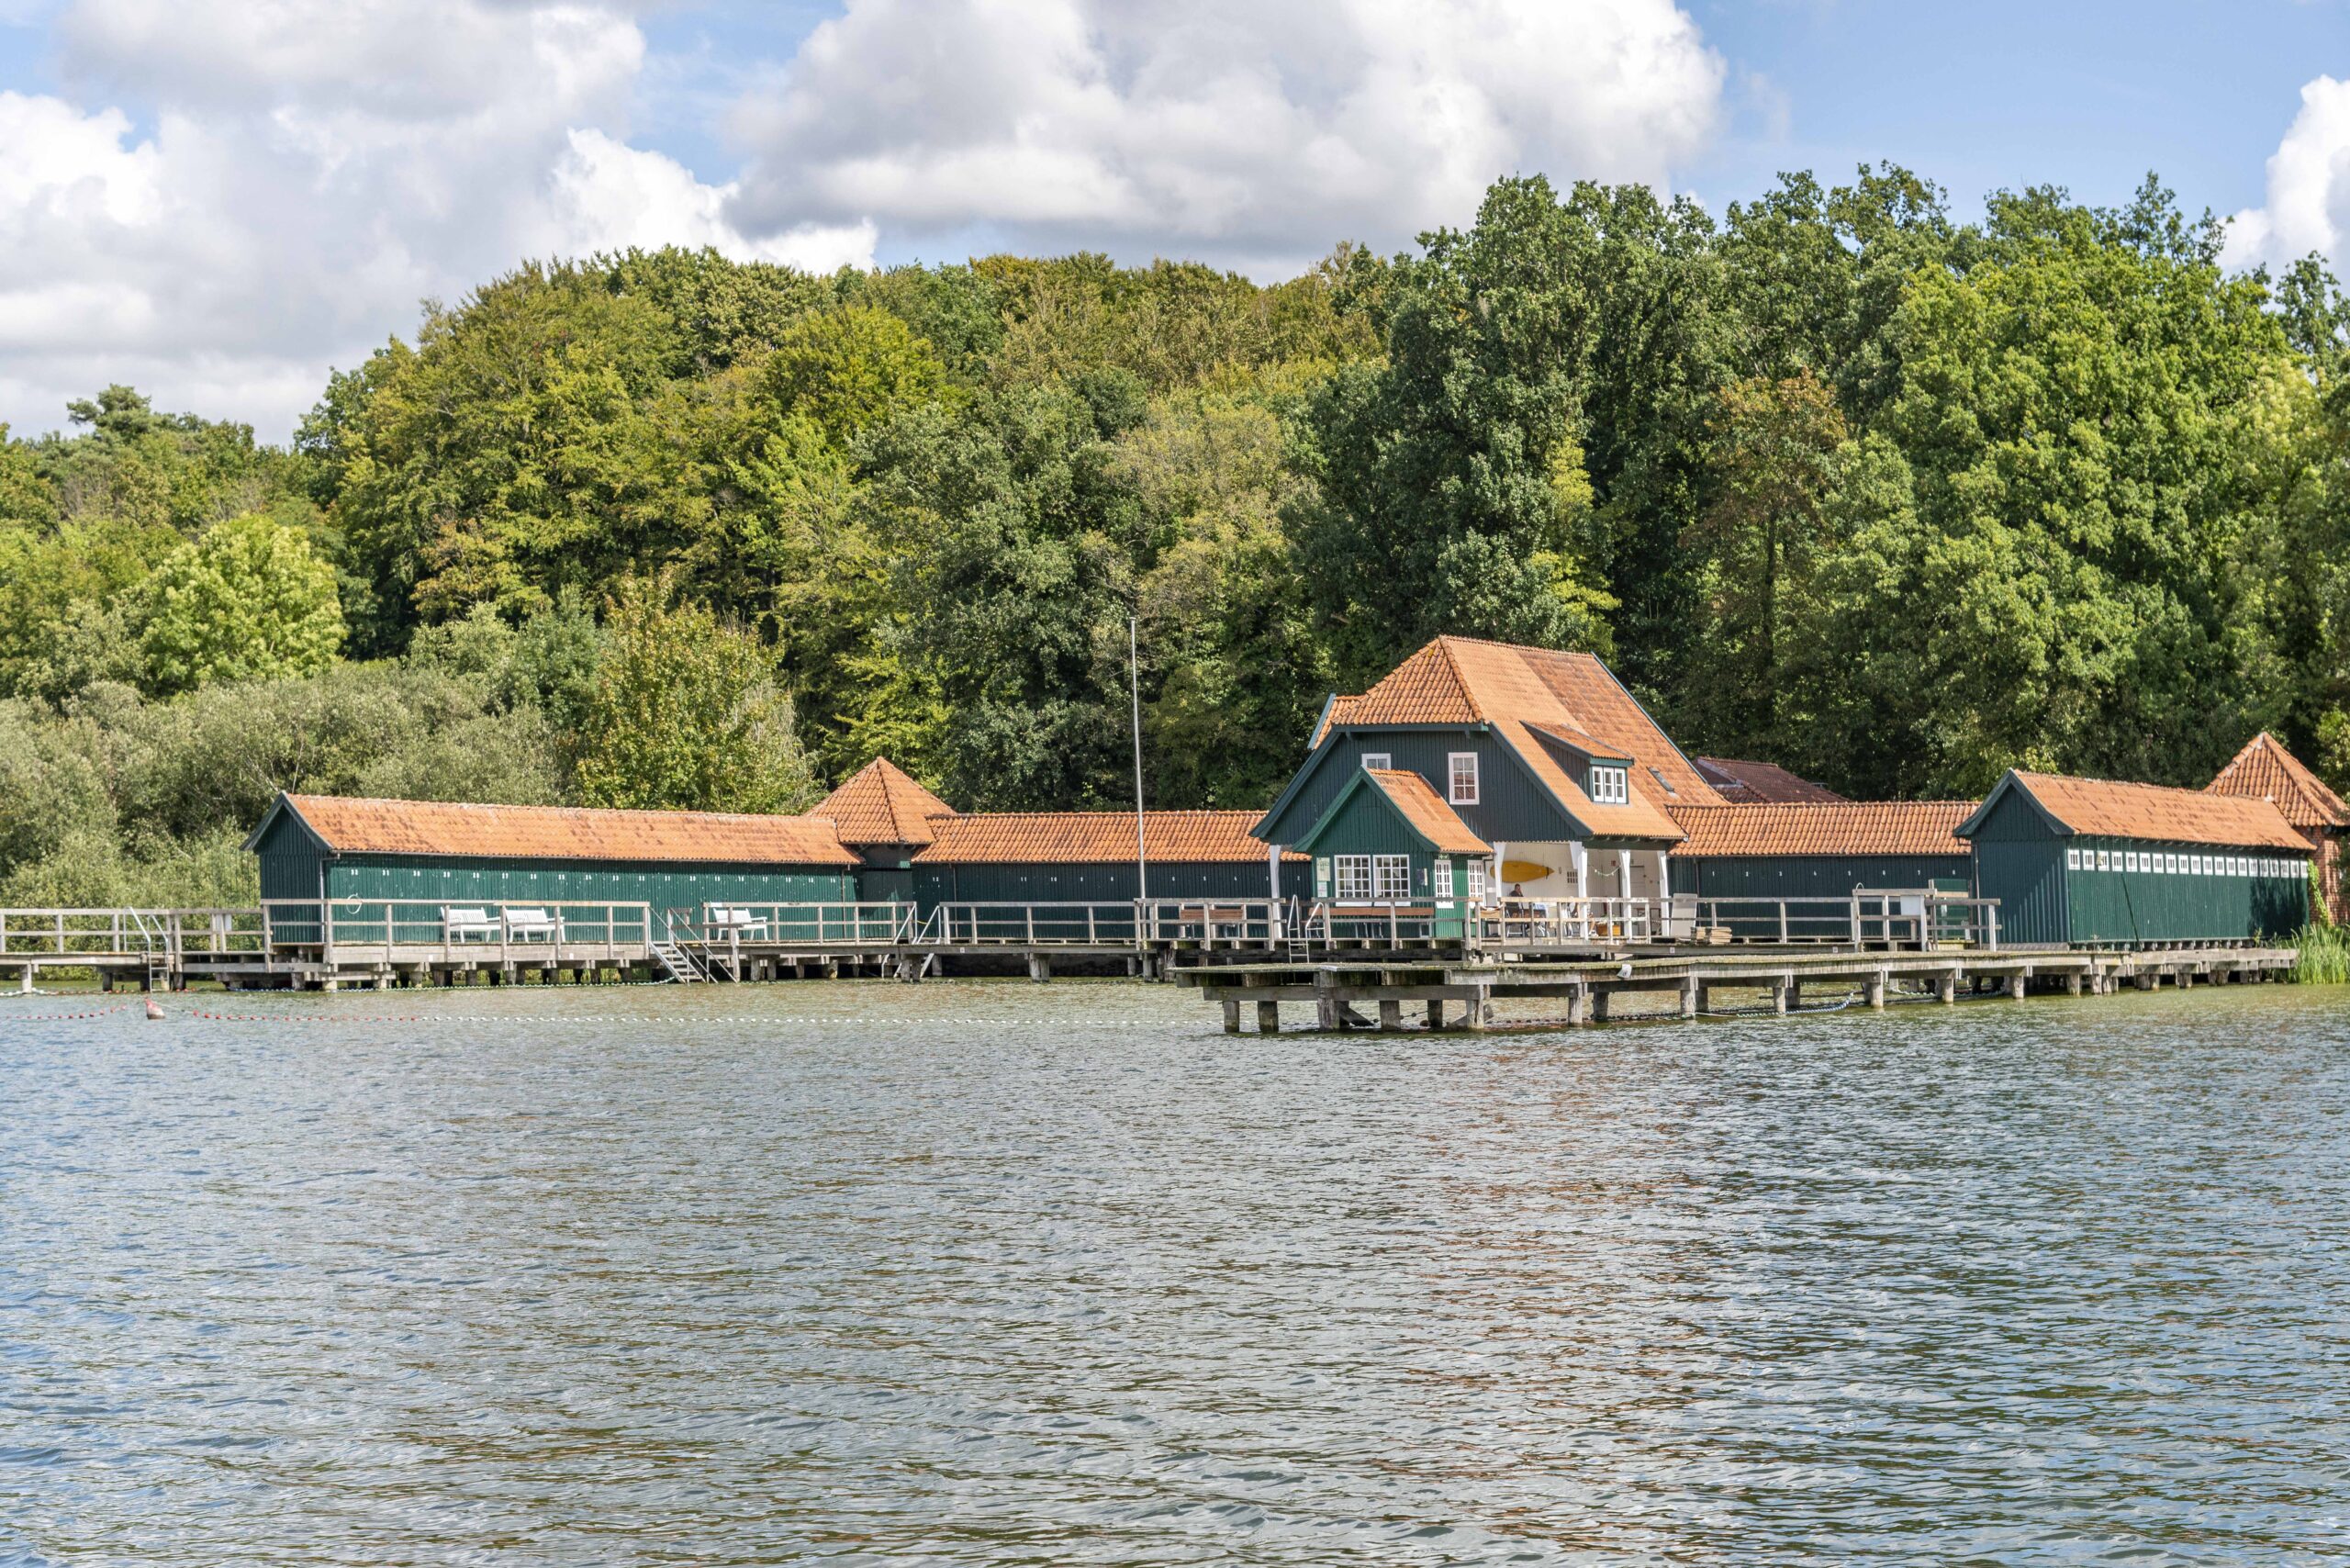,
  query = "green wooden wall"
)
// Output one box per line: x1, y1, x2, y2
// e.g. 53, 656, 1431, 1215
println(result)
1966, 790, 2310, 945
